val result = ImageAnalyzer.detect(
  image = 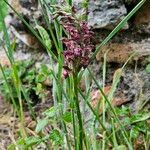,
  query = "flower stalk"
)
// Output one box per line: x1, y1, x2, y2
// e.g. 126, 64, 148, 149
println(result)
56, 6, 94, 148
73, 71, 84, 149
